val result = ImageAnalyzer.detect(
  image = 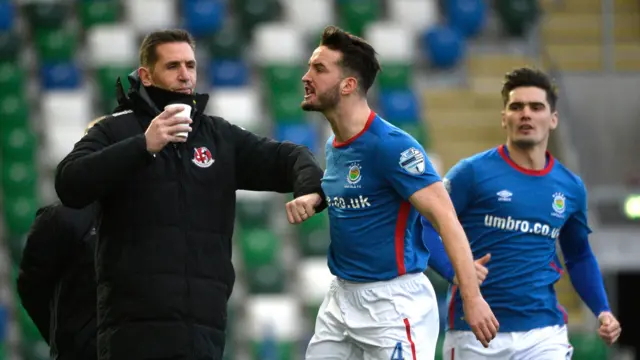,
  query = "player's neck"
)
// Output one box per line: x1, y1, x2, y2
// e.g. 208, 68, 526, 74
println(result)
325, 100, 372, 143
505, 141, 548, 170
